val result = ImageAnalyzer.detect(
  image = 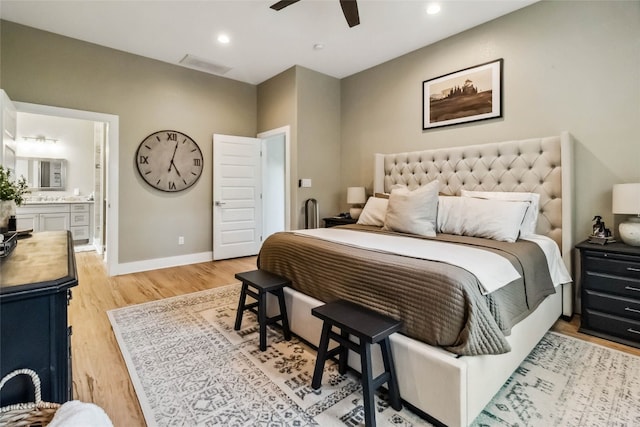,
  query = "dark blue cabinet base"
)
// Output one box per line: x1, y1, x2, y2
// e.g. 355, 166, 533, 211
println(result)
0, 231, 78, 406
